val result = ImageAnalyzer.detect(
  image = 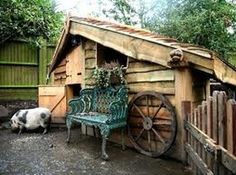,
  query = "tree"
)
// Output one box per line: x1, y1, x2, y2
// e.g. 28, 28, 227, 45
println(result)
0, 0, 63, 45
156, 0, 236, 58
100, 0, 236, 60
100, 0, 162, 28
